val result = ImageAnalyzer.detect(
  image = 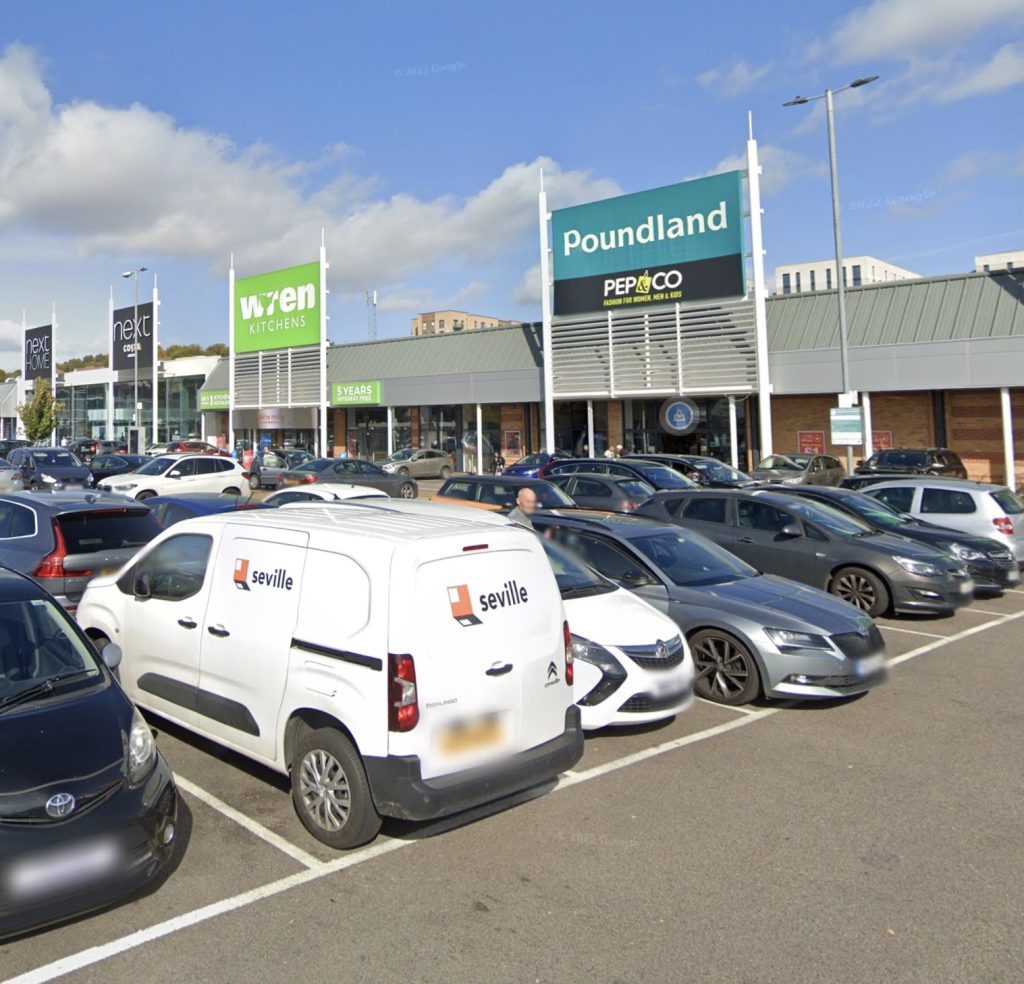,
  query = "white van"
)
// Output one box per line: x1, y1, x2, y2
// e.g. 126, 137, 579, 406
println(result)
76, 504, 583, 848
